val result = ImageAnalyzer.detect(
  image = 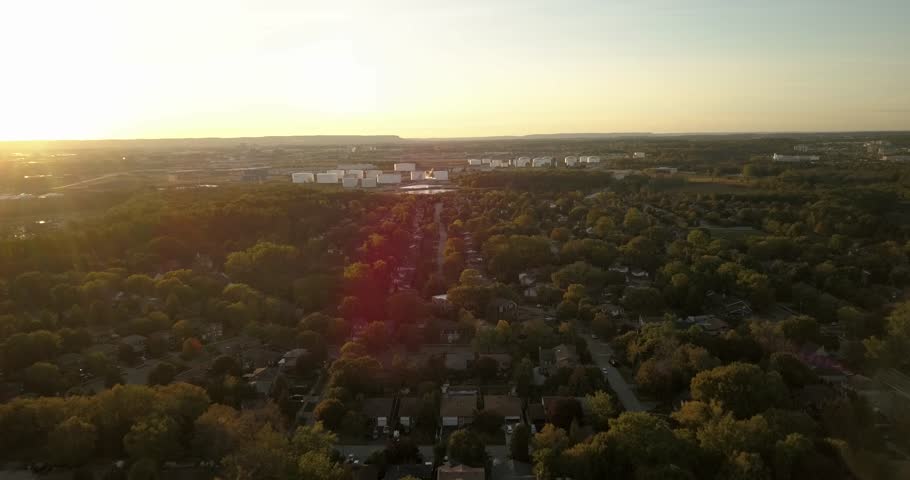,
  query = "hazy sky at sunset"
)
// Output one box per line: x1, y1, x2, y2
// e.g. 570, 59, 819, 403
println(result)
1, 0, 909, 140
